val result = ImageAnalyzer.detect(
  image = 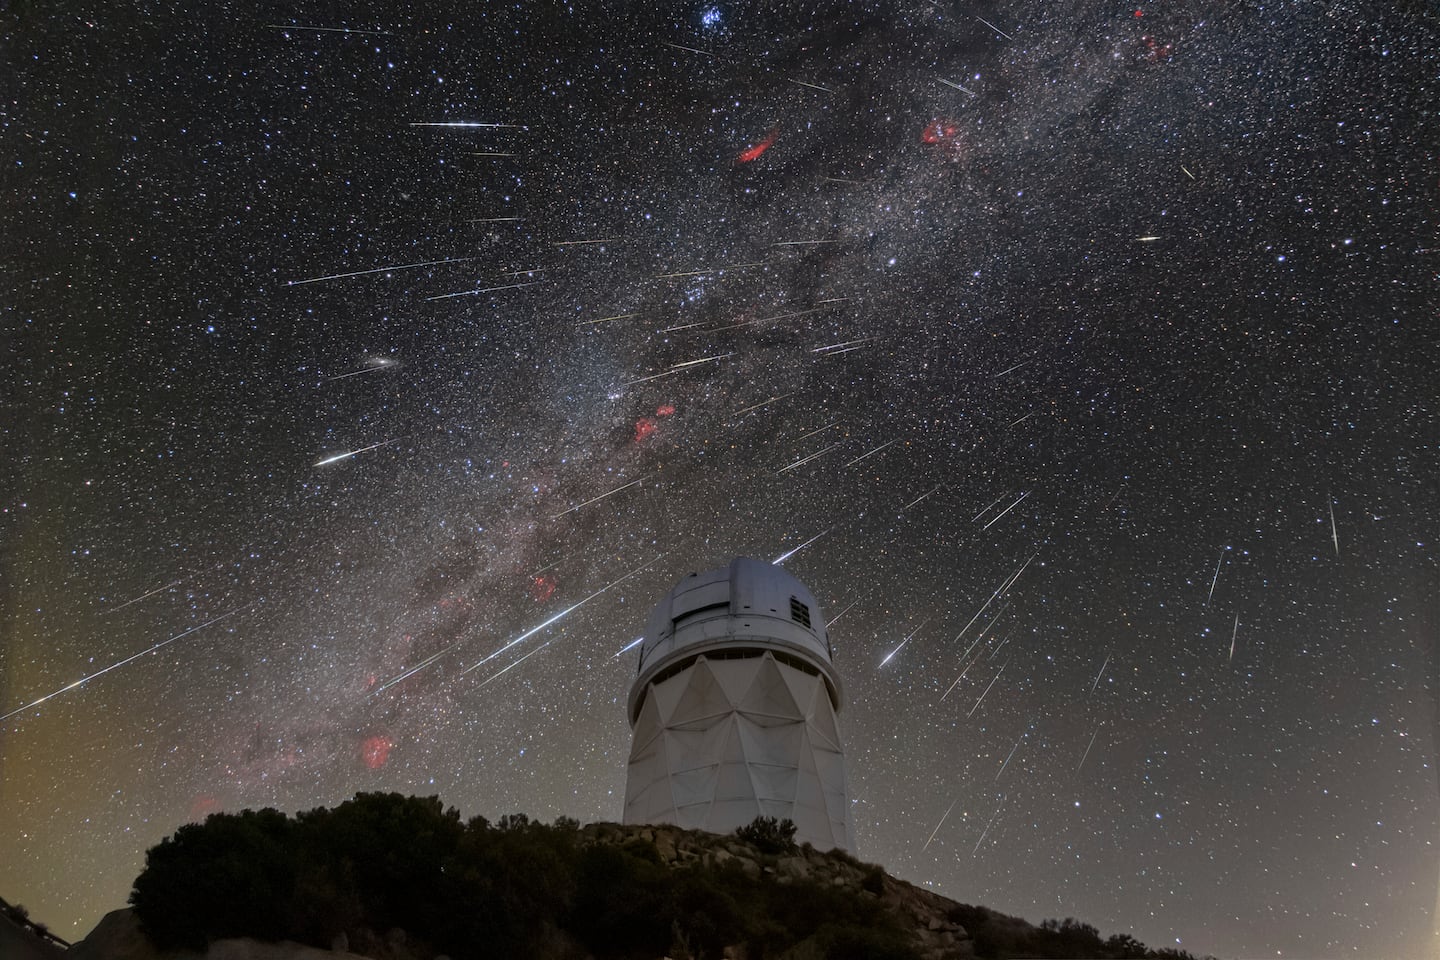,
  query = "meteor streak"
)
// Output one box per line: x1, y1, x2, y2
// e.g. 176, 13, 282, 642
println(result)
826, 597, 862, 627
973, 493, 1007, 522
778, 441, 844, 474
552, 476, 650, 518
1329, 498, 1340, 556
1077, 724, 1102, 771
457, 555, 665, 675
315, 438, 399, 467
1229, 613, 1239, 662
664, 42, 715, 57
996, 733, 1024, 780
811, 337, 875, 354
796, 420, 838, 440
975, 15, 1015, 40
471, 640, 553, 689
286, 256, 474, 286
612, 636, 645, 659
624, 353, 733, 385
788, 78, 834, 94
424, 281, 539, 301
968, 659, 1008, 717
324, 357, 397, 382
904, 483, 944, 510
2, 606, 252, 722
982, 490, 1030, 530
266, 24, 392, 35
844, 438, 899, 467
922, 798, 959, 852
938, 77, 976, 96
772, 527, 832, 564
409, 121, 517, 128
653, 261, 764, 278
580, 312, 639, 325
103, 577, 186, 615
880, 618, 931, 668
973, 794, 1008, 854
733, 393, 796, 418
1090, 653, 1111, 695
1207, 549, 1224, 605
